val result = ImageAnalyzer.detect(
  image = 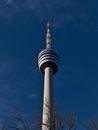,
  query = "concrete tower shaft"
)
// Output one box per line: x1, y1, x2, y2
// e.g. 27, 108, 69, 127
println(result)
38, 22, 58, 130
